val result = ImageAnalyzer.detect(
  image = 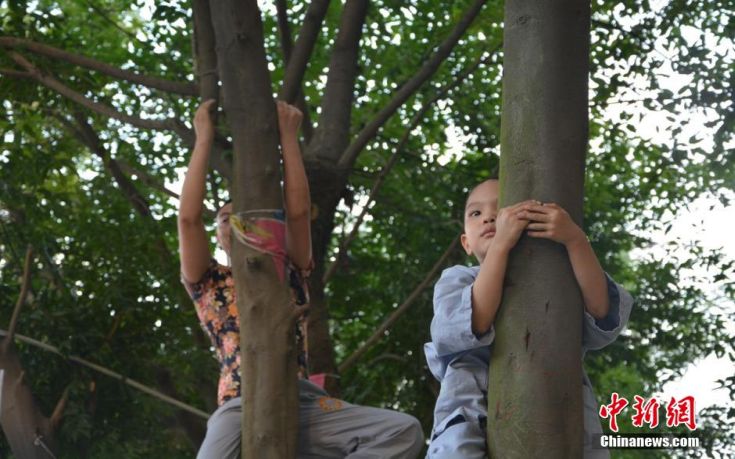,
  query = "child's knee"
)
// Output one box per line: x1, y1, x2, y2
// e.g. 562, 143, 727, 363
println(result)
198, 399, 242, 459
427, 419, 485, 459
395, 413, 425, 455
402, 415, 425, 452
